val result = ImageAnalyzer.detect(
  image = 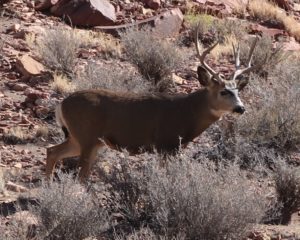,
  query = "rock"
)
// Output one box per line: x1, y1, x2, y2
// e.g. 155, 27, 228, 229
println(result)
35, 106, 50, 118
249, 23, 286, 39
273, 0, 292, 10
16, 54, 45, 78
35, 0, 55, 10
195, 0, 234, 17
11, 83, 29, 91
94, 8, 184, 38
5, 181, 28, 193
283, 37, 300, 51
0, 0, 10, 6
24, 88, 48, 102
152, 8, 184, 38
36, 0, 116, 27
6, 23, 21, 34
143, 0, 161, 10
14, 163, 22, 169
172, 73, 184, 84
